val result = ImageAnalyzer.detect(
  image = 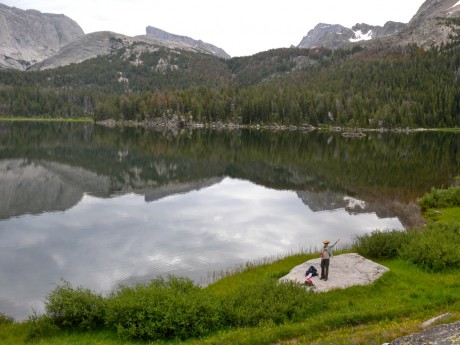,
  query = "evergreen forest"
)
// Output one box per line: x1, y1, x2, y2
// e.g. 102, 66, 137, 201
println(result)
0, 19, 459, 128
